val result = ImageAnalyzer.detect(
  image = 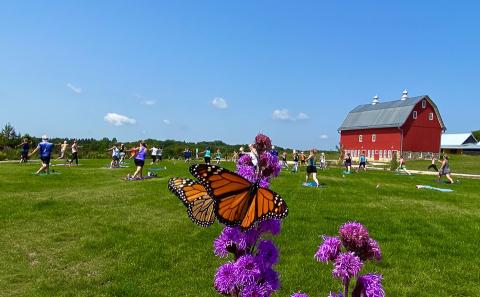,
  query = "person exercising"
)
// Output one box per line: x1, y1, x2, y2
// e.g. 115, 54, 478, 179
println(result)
29, 135, 53, 174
